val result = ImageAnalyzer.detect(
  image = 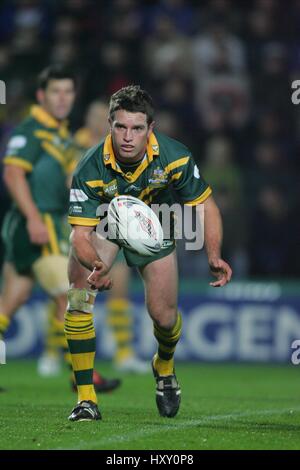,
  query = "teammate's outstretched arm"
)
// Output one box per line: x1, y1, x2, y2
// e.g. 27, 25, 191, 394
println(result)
200, 195, 232, 287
